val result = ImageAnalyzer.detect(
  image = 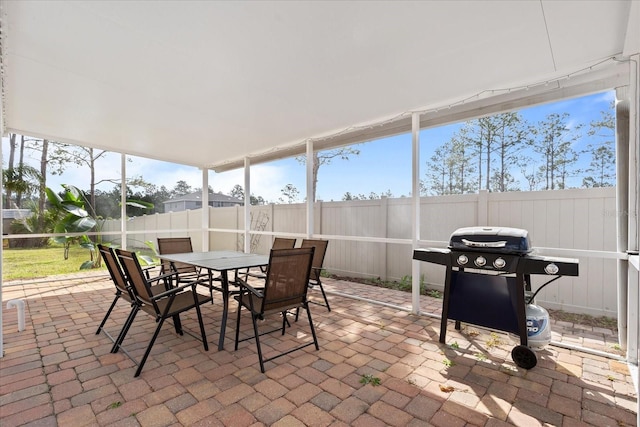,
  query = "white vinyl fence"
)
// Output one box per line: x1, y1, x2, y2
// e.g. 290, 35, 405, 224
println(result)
103, 187, 617, 317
